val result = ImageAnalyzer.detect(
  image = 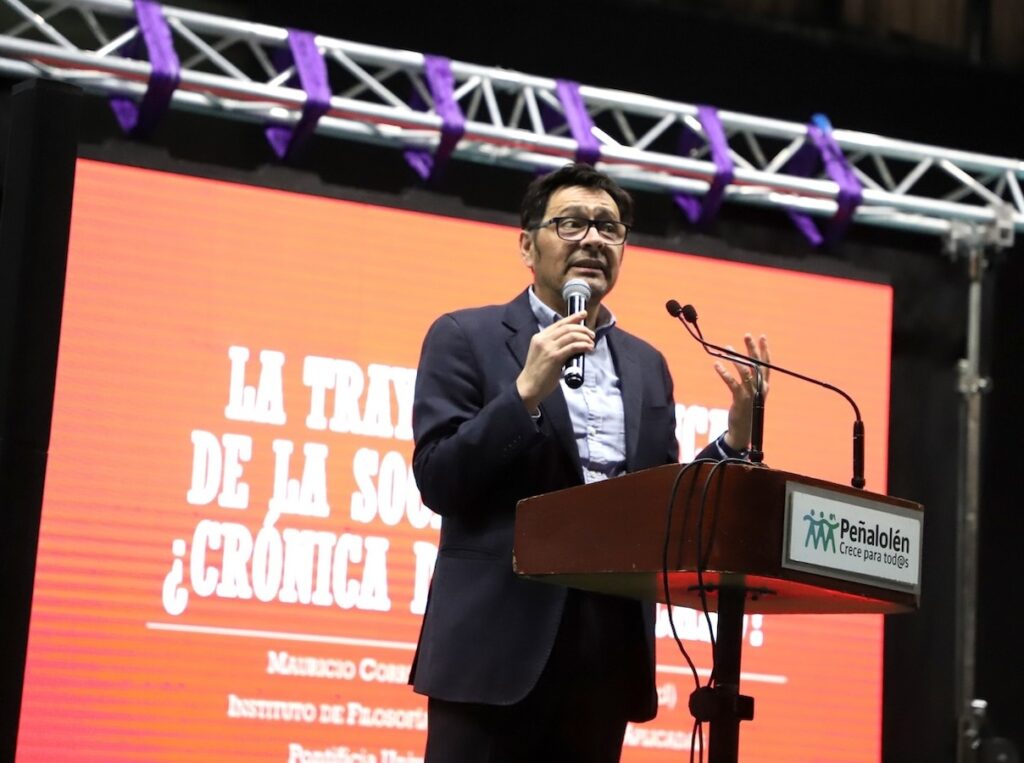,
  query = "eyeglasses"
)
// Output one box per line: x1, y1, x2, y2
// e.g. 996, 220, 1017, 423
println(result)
531, 216, 631, 245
